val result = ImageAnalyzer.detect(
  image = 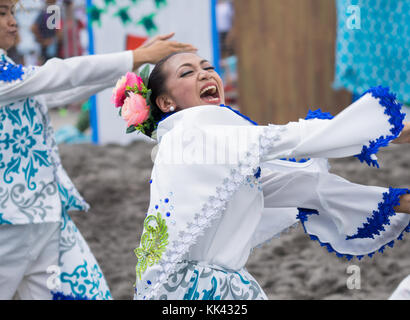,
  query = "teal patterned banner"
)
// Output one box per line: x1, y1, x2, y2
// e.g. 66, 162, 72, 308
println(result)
333, 0, 410, 103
